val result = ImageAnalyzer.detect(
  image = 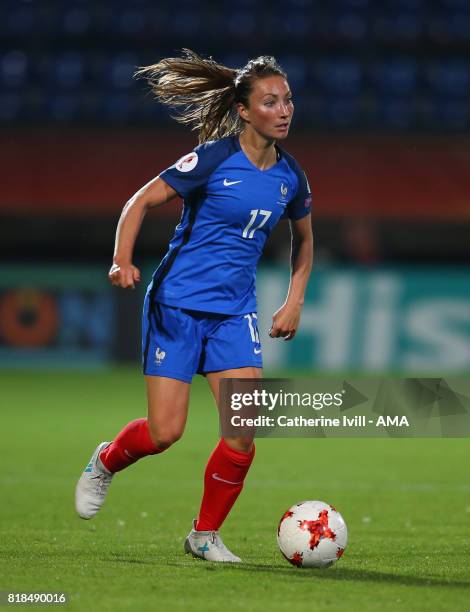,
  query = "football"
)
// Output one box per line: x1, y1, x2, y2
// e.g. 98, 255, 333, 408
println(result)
277, 500, 348, 568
